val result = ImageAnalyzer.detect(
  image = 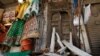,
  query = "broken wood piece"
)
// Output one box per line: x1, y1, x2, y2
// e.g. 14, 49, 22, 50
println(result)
56, 32, 66, 54
57, 47, 66, 54
44, 53, 61, 56
69, 32, 73, 45
62, 40, 92, 56
56, 32, 64, 48
50, 27, 56, 53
